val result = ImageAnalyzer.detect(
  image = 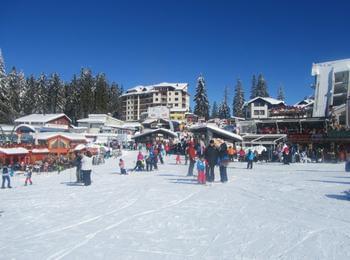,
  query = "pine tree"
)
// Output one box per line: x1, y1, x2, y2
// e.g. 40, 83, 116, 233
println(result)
94, 73, 109, 113
232, 79, 245, 117
79, 68, 95, 118
250, 75, 257, 99
7, 67, 22, 122
35, 74, 49, 114
64, 74, 81, 124
256, 74, 269, 97
218, 86, 231, 119
211, 101, 218, 118
47, 73, 65, 113
193, 75, 210, 120
0, 50, 12, 123
108, 82, 122, 119
277, 85, 285, 101
22, 75, 37, 115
